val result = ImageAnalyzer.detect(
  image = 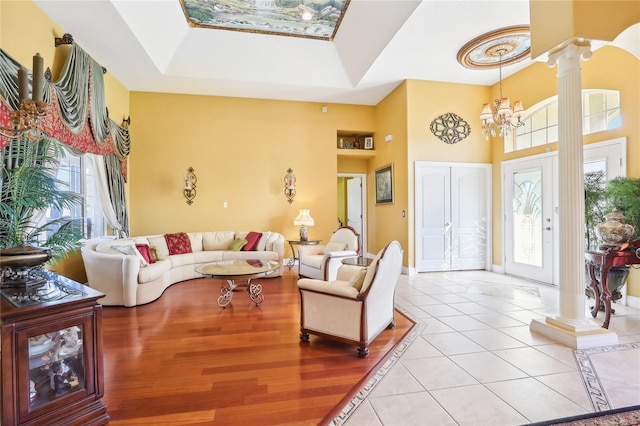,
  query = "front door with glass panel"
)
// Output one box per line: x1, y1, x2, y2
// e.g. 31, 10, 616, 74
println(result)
503, 138, 625, 285
504, 156, 554, 283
